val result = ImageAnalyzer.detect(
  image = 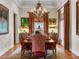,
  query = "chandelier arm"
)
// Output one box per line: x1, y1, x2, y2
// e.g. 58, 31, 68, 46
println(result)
30, 0, 48, 17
